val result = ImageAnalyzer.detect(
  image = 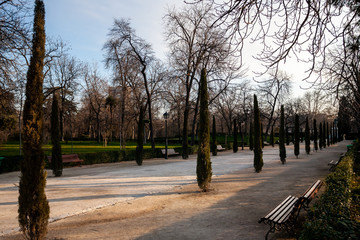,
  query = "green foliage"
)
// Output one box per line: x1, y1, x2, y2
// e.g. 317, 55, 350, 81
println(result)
305, 117, 311, 154
279, 105, 286, 164
0, 116, 16, 131
249, 121, 254, 151
211, 116, 217, 156
313, 119, 318, 151
300, 155, 360, 240
319, 122, 323, 150
294, 114, 300, 158
323, 121, 326, 149
18, 1, 49, 239
253, 94, 263, 172
136, 106, 144, 166
0, 156, 22, 173
51, 94, 62, 177
233, 119, 238, 153
196, 68, 212, 191
327, 122, 330, 147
